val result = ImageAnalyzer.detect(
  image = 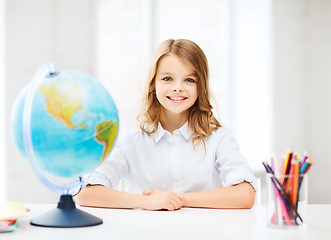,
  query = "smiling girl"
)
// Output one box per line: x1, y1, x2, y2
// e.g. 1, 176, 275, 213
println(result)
77, 39, 256, 210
